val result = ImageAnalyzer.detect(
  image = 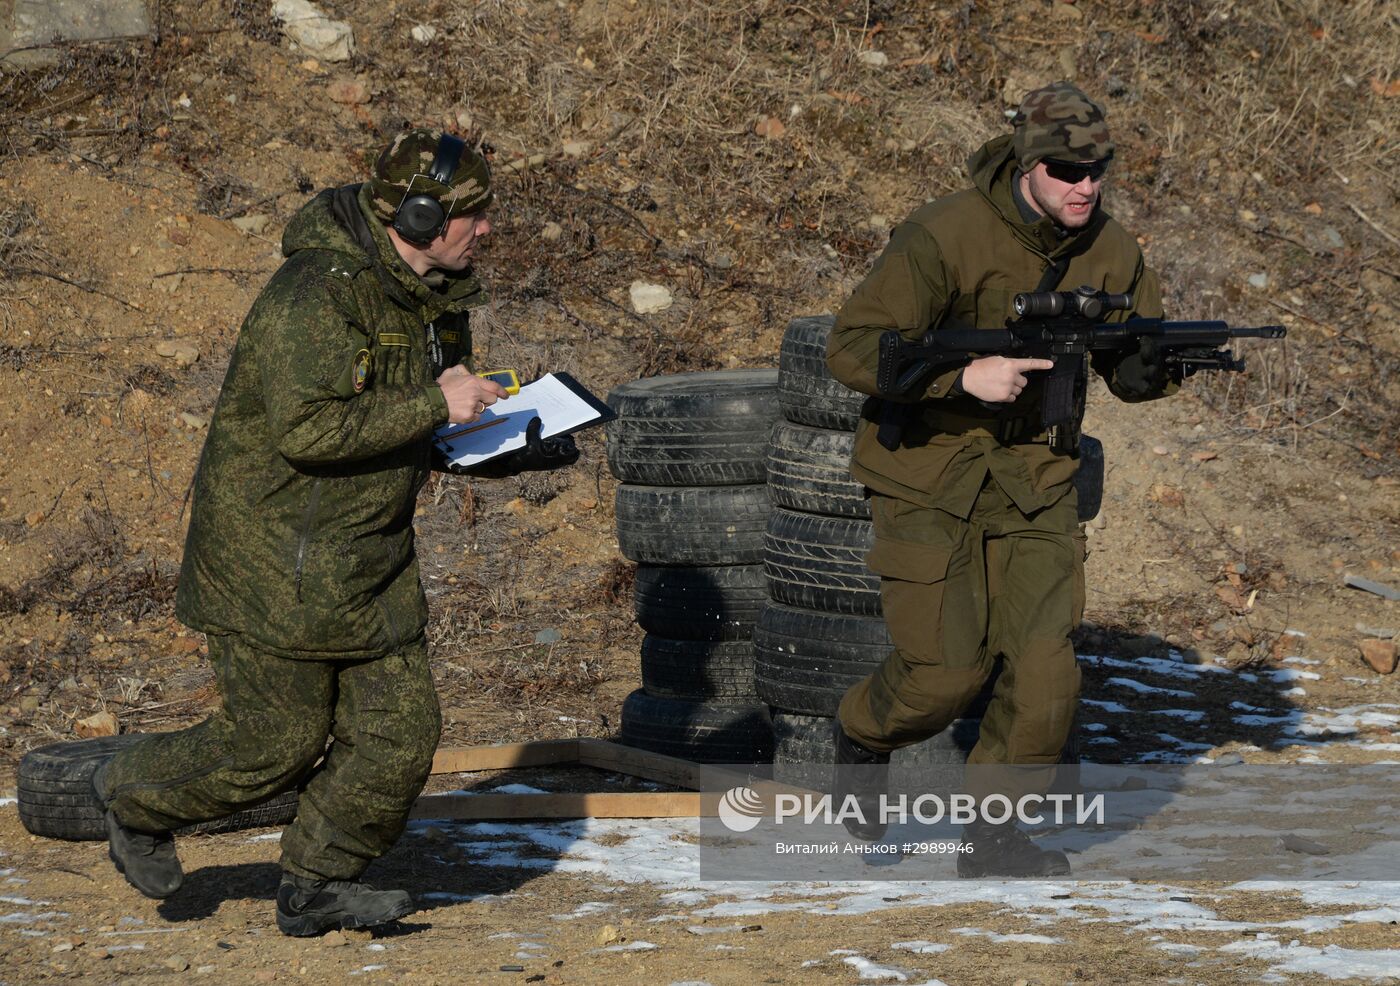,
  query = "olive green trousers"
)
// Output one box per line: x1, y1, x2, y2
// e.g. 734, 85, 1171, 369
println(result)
101, 632, 441, 881
838, 476, 1084, 767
